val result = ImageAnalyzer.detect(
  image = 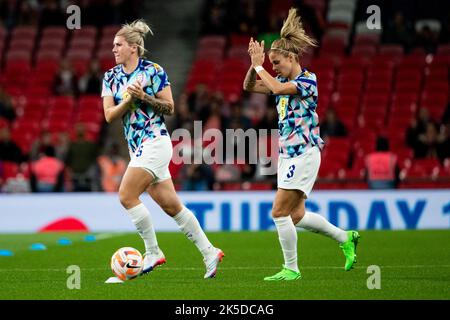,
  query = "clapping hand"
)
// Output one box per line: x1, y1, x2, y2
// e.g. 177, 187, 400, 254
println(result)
248, 37, 265, 67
